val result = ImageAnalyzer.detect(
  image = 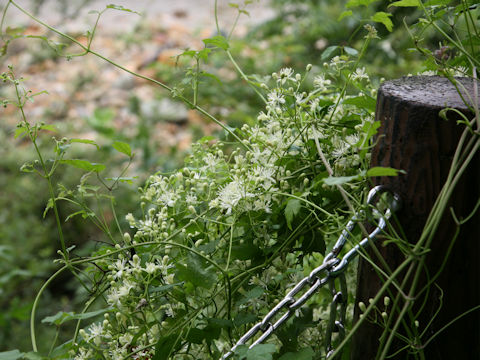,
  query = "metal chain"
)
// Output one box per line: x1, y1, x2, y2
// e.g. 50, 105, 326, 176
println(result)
221, 185, 401, 359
